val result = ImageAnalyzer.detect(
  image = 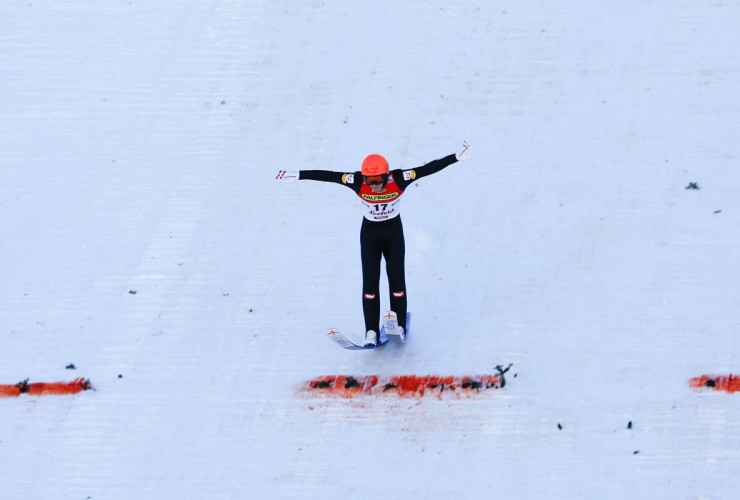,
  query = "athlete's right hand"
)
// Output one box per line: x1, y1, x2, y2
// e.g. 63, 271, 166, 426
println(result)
275, 170, 299, 182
